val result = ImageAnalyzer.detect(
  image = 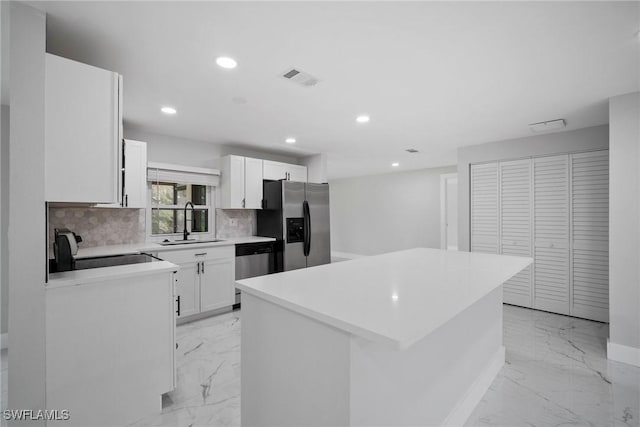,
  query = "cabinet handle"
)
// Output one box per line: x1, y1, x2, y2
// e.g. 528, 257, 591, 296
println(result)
195, 253, 207, 257
125, 194, 128, 207
197, 262, 200, 275
176, 296, 181, 316
201, 261, 205, 274
242, 198, 245, 208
